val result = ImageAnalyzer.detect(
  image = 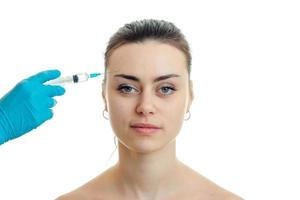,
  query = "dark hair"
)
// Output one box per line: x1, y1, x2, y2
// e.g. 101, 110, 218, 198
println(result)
104, 19, 192, 80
